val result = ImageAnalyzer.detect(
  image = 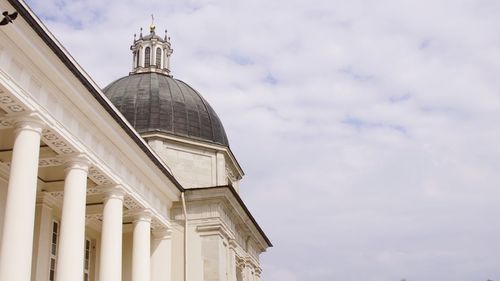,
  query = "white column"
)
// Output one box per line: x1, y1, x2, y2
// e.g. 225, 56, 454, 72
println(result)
98, 187, 125, 281
132, 210, 152, 281
0, 117, 44, 281
55, 156, 90, 281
